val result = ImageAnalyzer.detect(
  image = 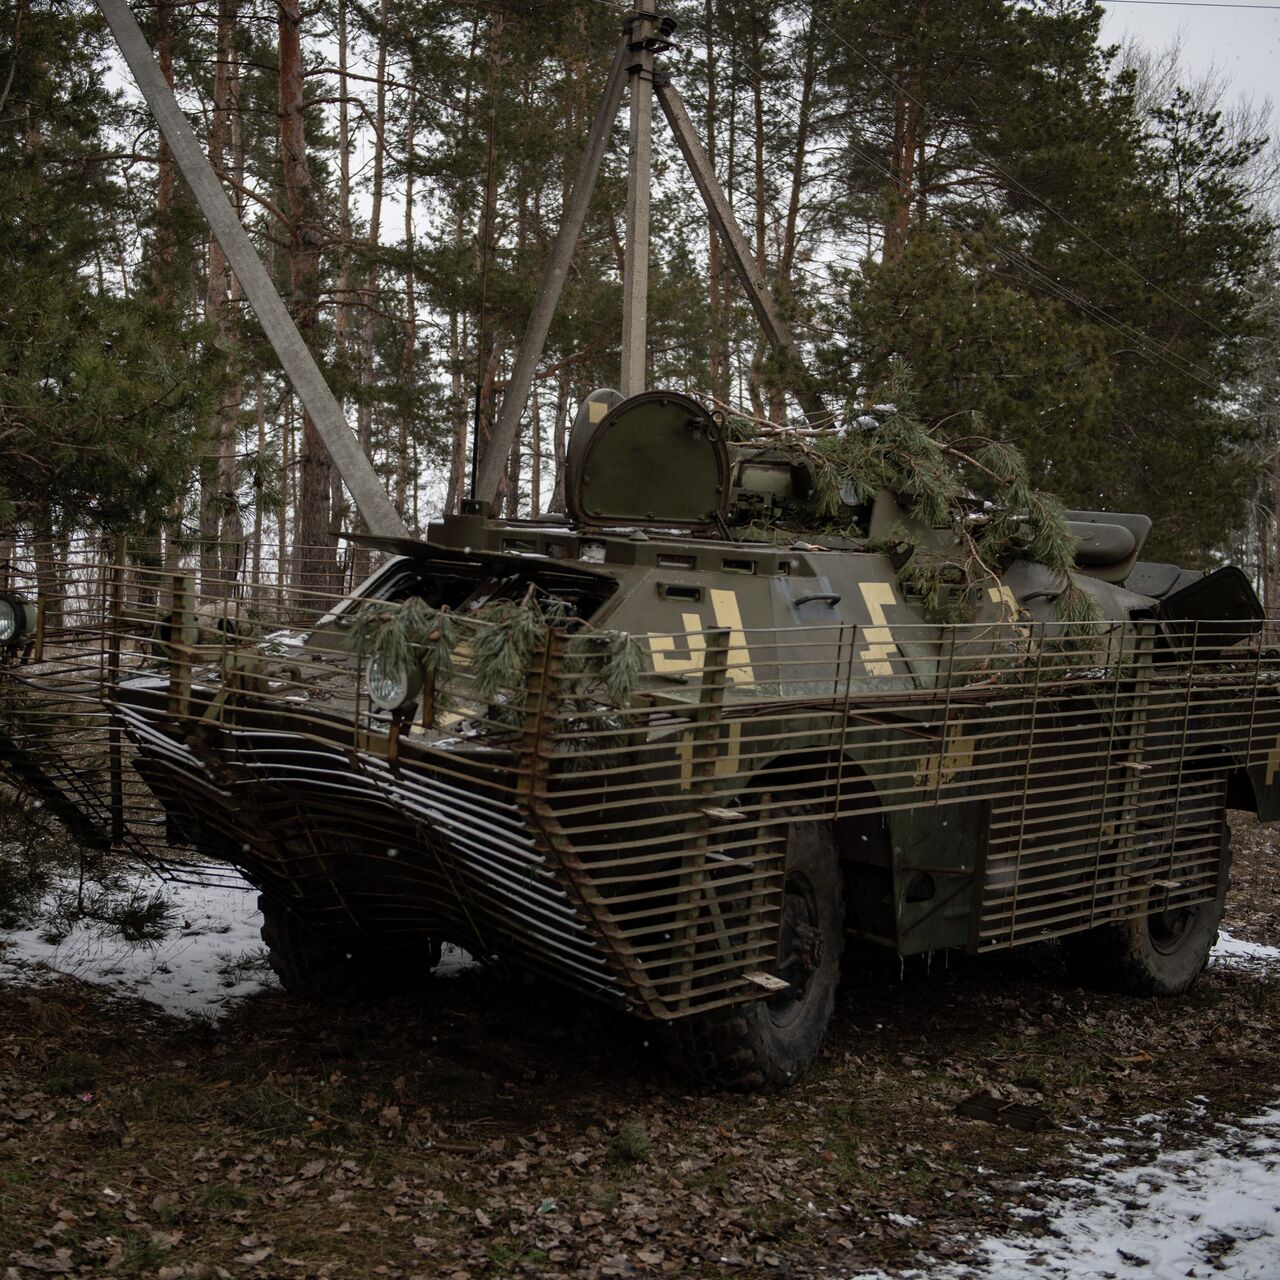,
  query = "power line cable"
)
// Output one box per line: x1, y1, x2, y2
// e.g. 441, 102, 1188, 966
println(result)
1106, 2, 1280, 11
808, 8, 1252, 349
679, 19, 1243, 398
